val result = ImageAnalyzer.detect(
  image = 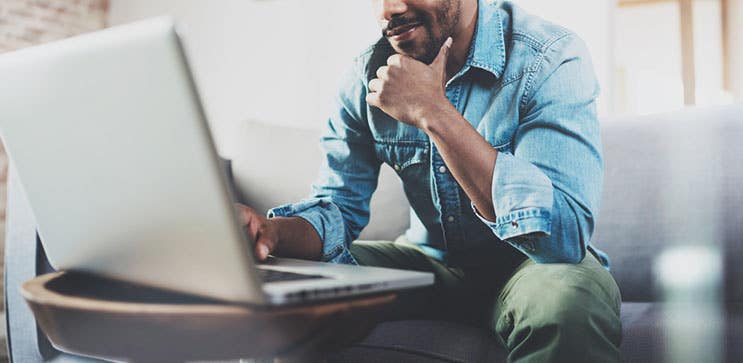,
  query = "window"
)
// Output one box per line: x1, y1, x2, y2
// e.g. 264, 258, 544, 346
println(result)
615, 0, 731, 115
